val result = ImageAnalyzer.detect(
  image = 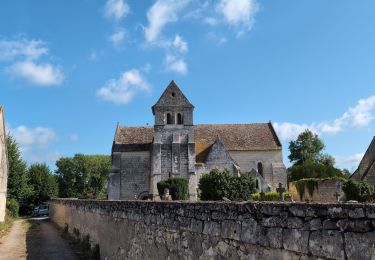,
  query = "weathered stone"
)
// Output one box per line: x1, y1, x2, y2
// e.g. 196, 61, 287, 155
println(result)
345, 232, 375, 259
190, 218, 203, 233
287, 217, 304, 229
240, 218, 260, 244
289, 206, 305, 217
261, 216, 285, 228
309, 218, 322, 231
259, 228, 283, 249
336, 219, 348, 231
328, 207, 348, 218
203, 221, 220, 236
322, 219, 337, 230
221, 220, 241, 241
346, 220, 372, 232
349, 208, 365, 219
309, 230, 345, 259
282, 229, 309, 254
367, 207, 375, 219
261, 205, 282, 216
